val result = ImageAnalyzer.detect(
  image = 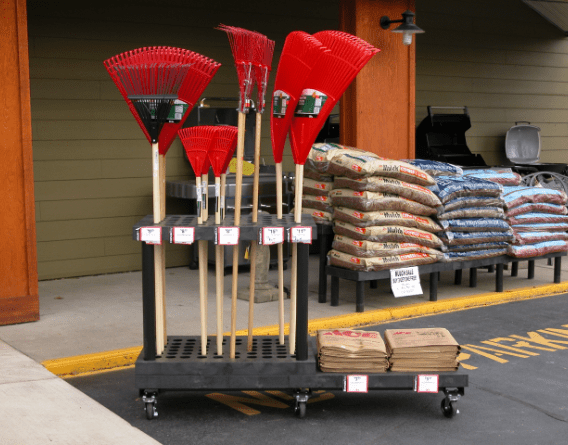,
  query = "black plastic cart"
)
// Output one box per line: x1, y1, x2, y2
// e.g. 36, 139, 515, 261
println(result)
133, 214, 468, 419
